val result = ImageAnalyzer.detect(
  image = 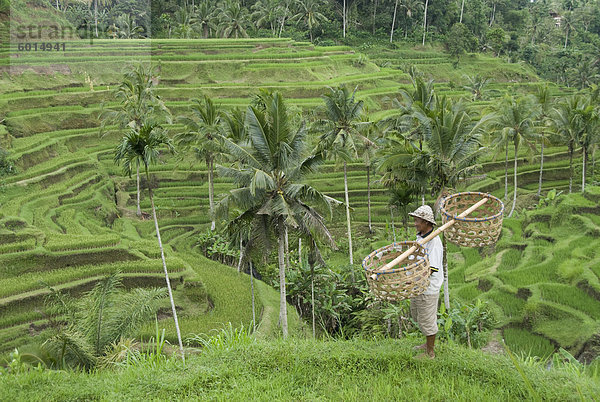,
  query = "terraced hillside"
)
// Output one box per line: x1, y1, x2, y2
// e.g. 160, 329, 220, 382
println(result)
449, 188, 600, 360
0, 38, 593, 358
